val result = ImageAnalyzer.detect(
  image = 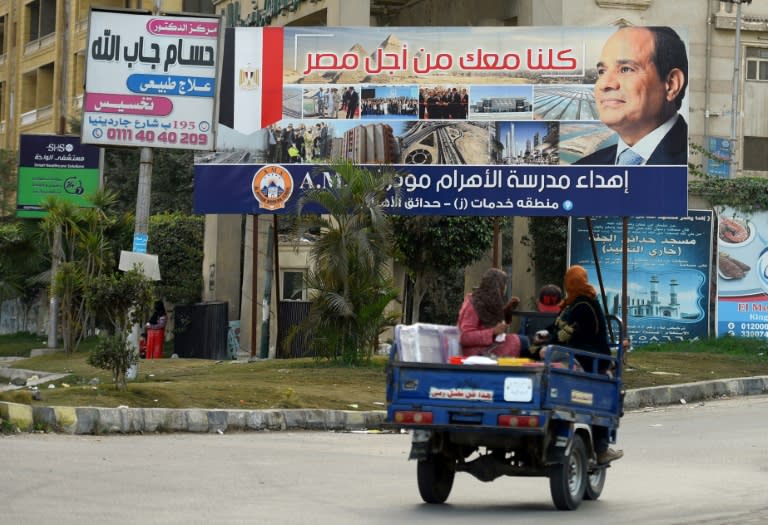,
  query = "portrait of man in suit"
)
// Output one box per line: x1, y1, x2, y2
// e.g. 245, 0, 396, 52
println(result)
576, 26, 688, 166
